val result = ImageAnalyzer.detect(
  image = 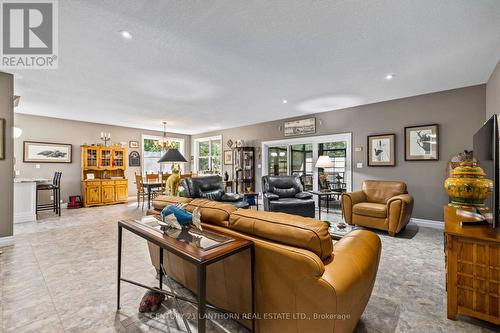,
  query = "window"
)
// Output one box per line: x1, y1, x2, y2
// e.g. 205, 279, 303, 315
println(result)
268, 146, 287, 176
194, 136, 222, 174
318, 141, 347, 190
291, 144, 313, 191
142, 135, 185, 174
